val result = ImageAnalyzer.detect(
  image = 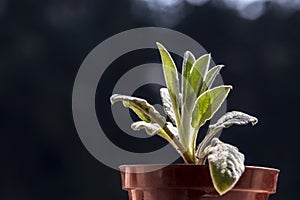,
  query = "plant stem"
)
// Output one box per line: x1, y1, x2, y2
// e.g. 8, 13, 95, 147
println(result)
178, 104, 196, 163
195, 127, 222, 164
162, 124, 194, 164
197, 154, 208, 165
